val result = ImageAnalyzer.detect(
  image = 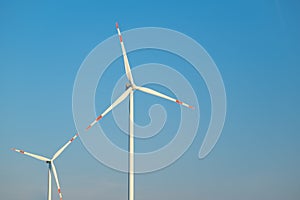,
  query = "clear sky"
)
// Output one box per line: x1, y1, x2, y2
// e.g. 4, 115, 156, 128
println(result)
1, 0, 300, 200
